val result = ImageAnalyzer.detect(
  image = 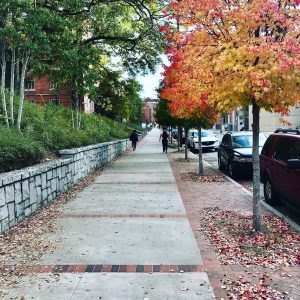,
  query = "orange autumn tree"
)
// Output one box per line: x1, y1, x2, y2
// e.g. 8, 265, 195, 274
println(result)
161, 47, 217, 175
165, 0, 300, 231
